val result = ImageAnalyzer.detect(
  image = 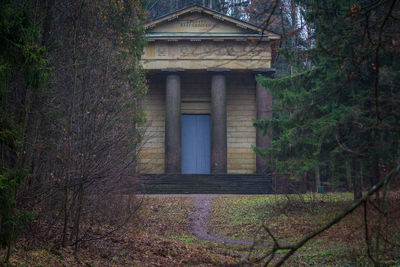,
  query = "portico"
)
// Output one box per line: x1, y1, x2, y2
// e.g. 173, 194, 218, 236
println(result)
140, 5, 279, 175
